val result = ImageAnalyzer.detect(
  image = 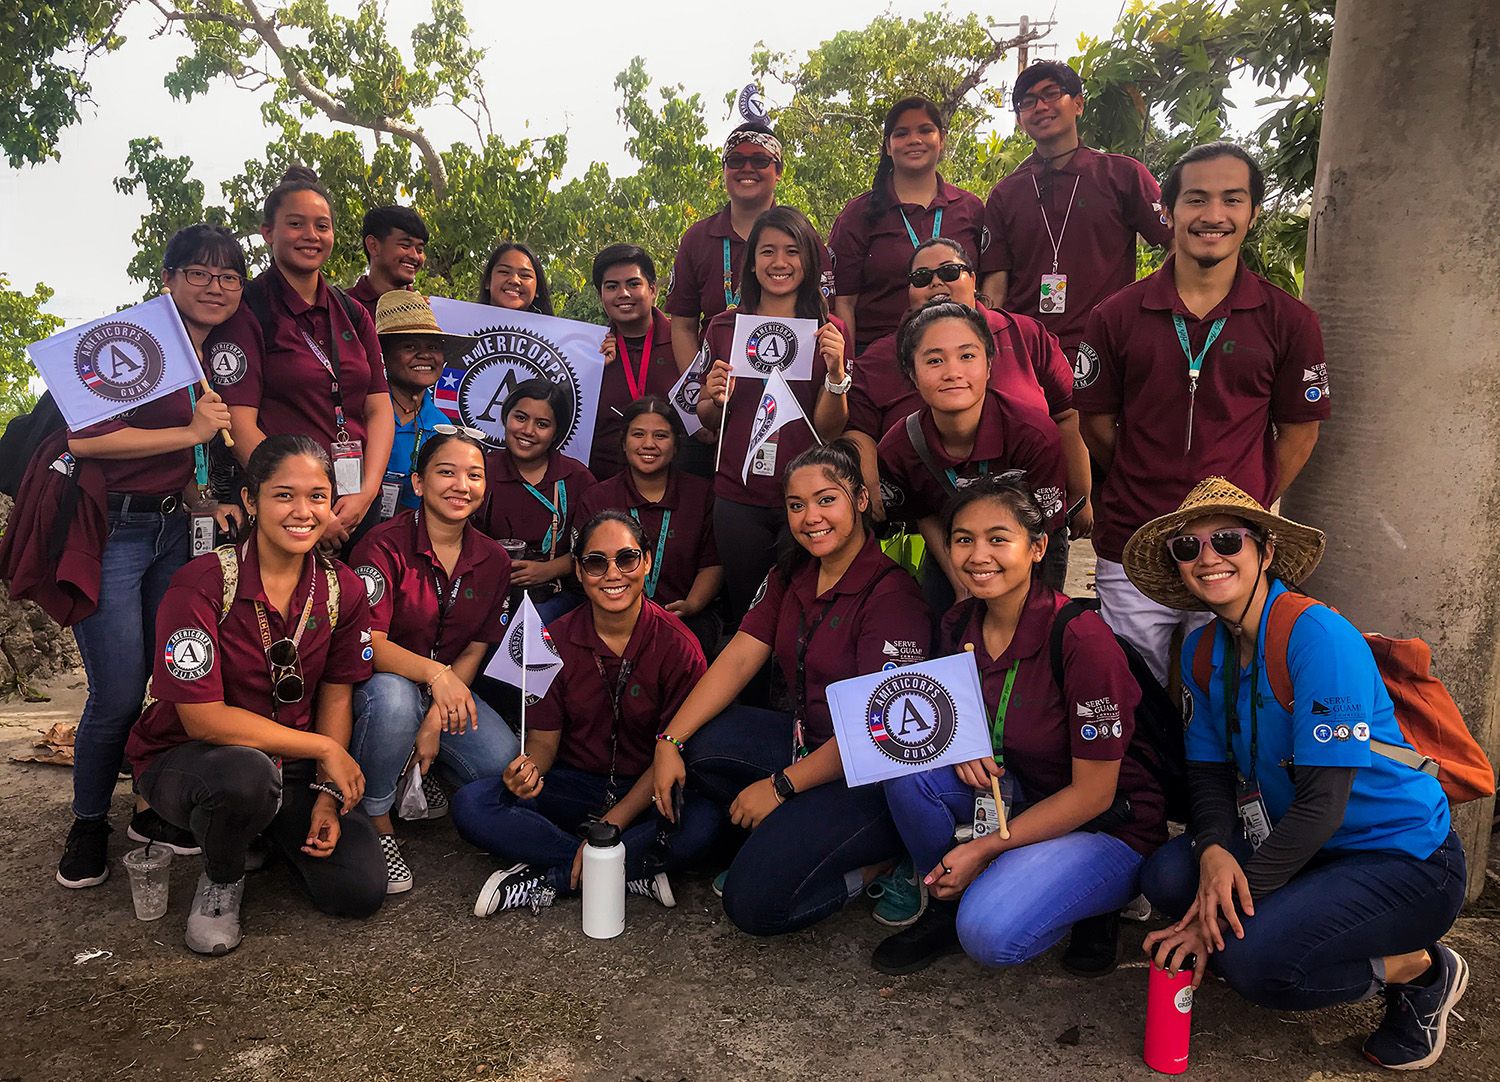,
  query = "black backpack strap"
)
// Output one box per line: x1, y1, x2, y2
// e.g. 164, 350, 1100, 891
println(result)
1048, 595, 1099, 691
904, 411, 955, 495
243, 274, 275, 349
